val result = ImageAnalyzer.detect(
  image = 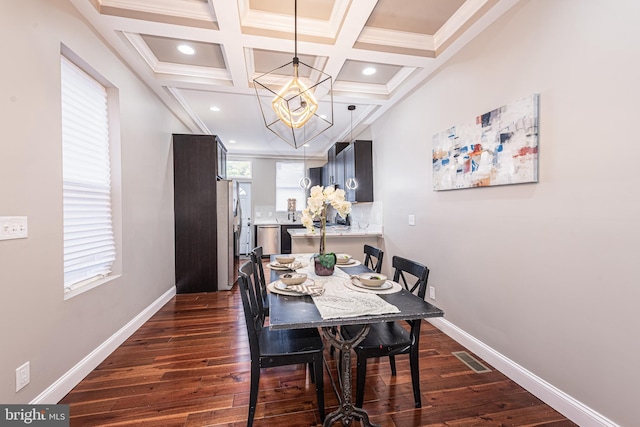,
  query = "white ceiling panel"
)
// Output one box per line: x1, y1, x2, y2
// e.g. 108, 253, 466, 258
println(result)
69, 0, 520, 158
